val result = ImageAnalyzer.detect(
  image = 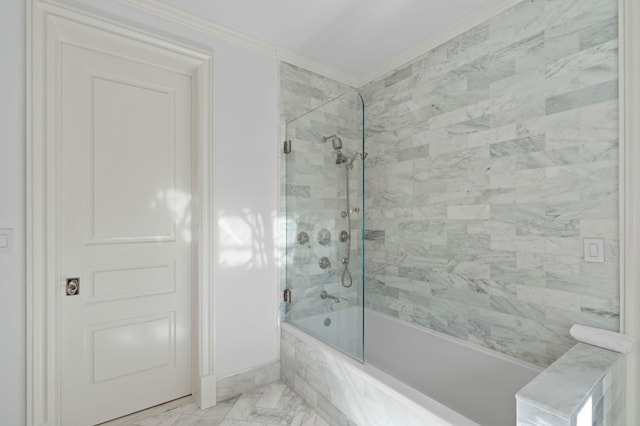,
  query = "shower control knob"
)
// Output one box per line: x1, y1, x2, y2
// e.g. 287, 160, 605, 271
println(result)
296, 231, 310, 246
350, 207, 360, 214
319, 256, 331, 271
317, 229, 331, 245
341, 257, 349, 265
